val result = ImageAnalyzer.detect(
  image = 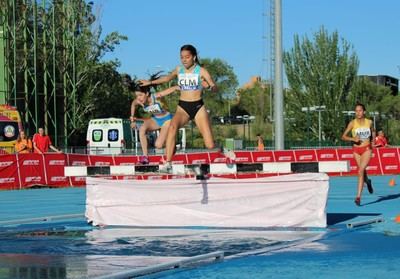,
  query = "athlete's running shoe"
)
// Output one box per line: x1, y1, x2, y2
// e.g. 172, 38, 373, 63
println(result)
365, 178, 373, 194
220, 146, 236, 163
159, 161, 172, 173
354, 197, 361, 206
139, 155, 149, 165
